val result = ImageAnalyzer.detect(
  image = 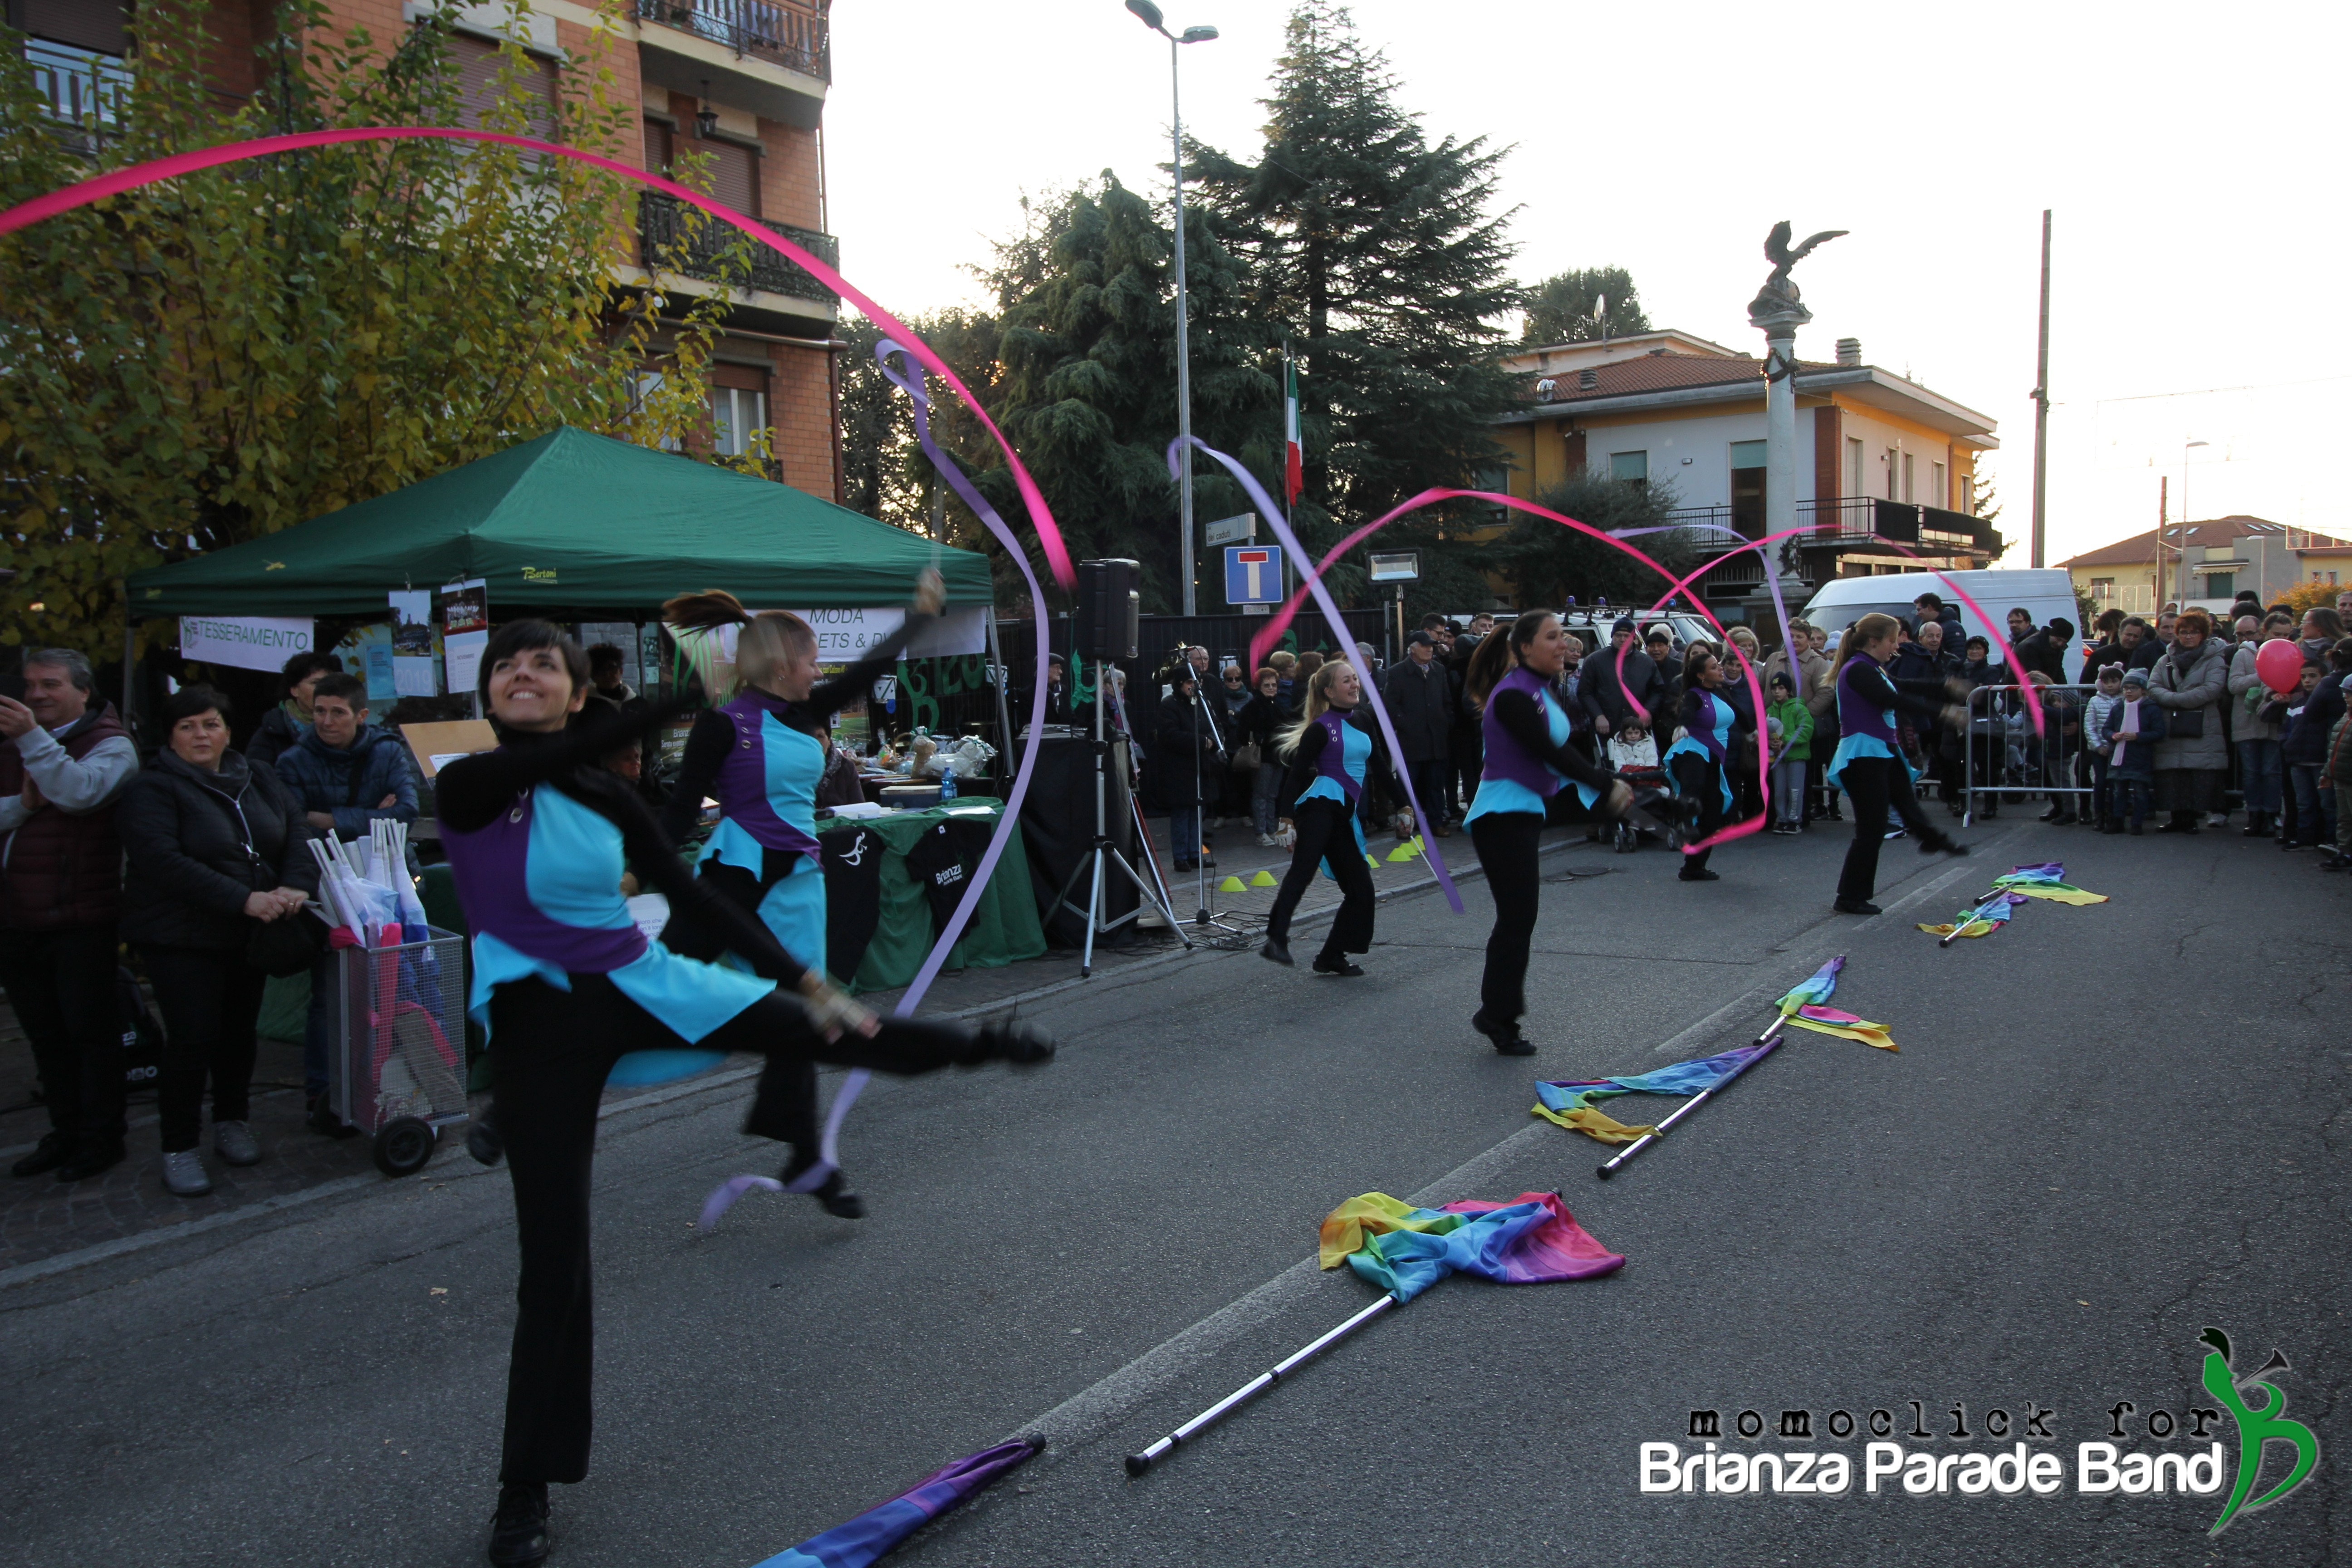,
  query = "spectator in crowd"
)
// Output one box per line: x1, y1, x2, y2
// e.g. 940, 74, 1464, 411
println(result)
1645, 627, 1684, 698
2117, 615, 2162, 671
0, 649, 136, 1182
1296, 651, 1324, 686
1235, 667, 1293, 847
2005, 607, 2037, 659
1764, 670, 1812, 835
1956, 634, 2014, 816
1789, 621, 1840, 823
2282, 644, 2351, 849
1154, 665, 1221, 873
2106, 668, 2166, 833
1912, 592, 1962, 644
1724, 624, 1763, 673
2014, 617, 2075, 685
586, 643, 637, 706
2228, 621, 2291, 838
2322, 685, 2352, 871
2152, 608, 2180, 652
2298, 607, 2345, 664
1219, 662, 1252, 716
2082, 664, 2125, 831
1382, 632, 1457, 837
116, 687, 319, 1197
243, 649, 344, 770
2146, 608, 2230, 833
1580, 619, 1665, 741
1186, 646, 1213, 686
2081, 608, 2127, 683
1353, 640, 1382, 678
273, 672, 420, 1135
1763, 618, 1823, 704
1467, 612, 1496, 640
1025, 654, 1073, 727
1446, 627, 1485, 820
1269, 649, 1298, 699
1891, 619, 1960, 800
